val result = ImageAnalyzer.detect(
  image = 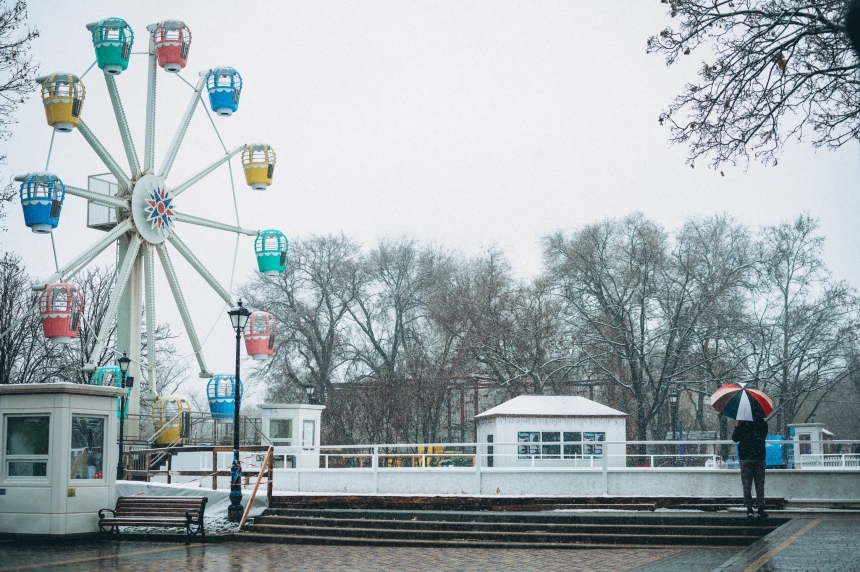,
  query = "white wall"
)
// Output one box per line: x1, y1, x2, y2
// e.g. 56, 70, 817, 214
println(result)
271, 466, 860, 500
477, 416, 627, 468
